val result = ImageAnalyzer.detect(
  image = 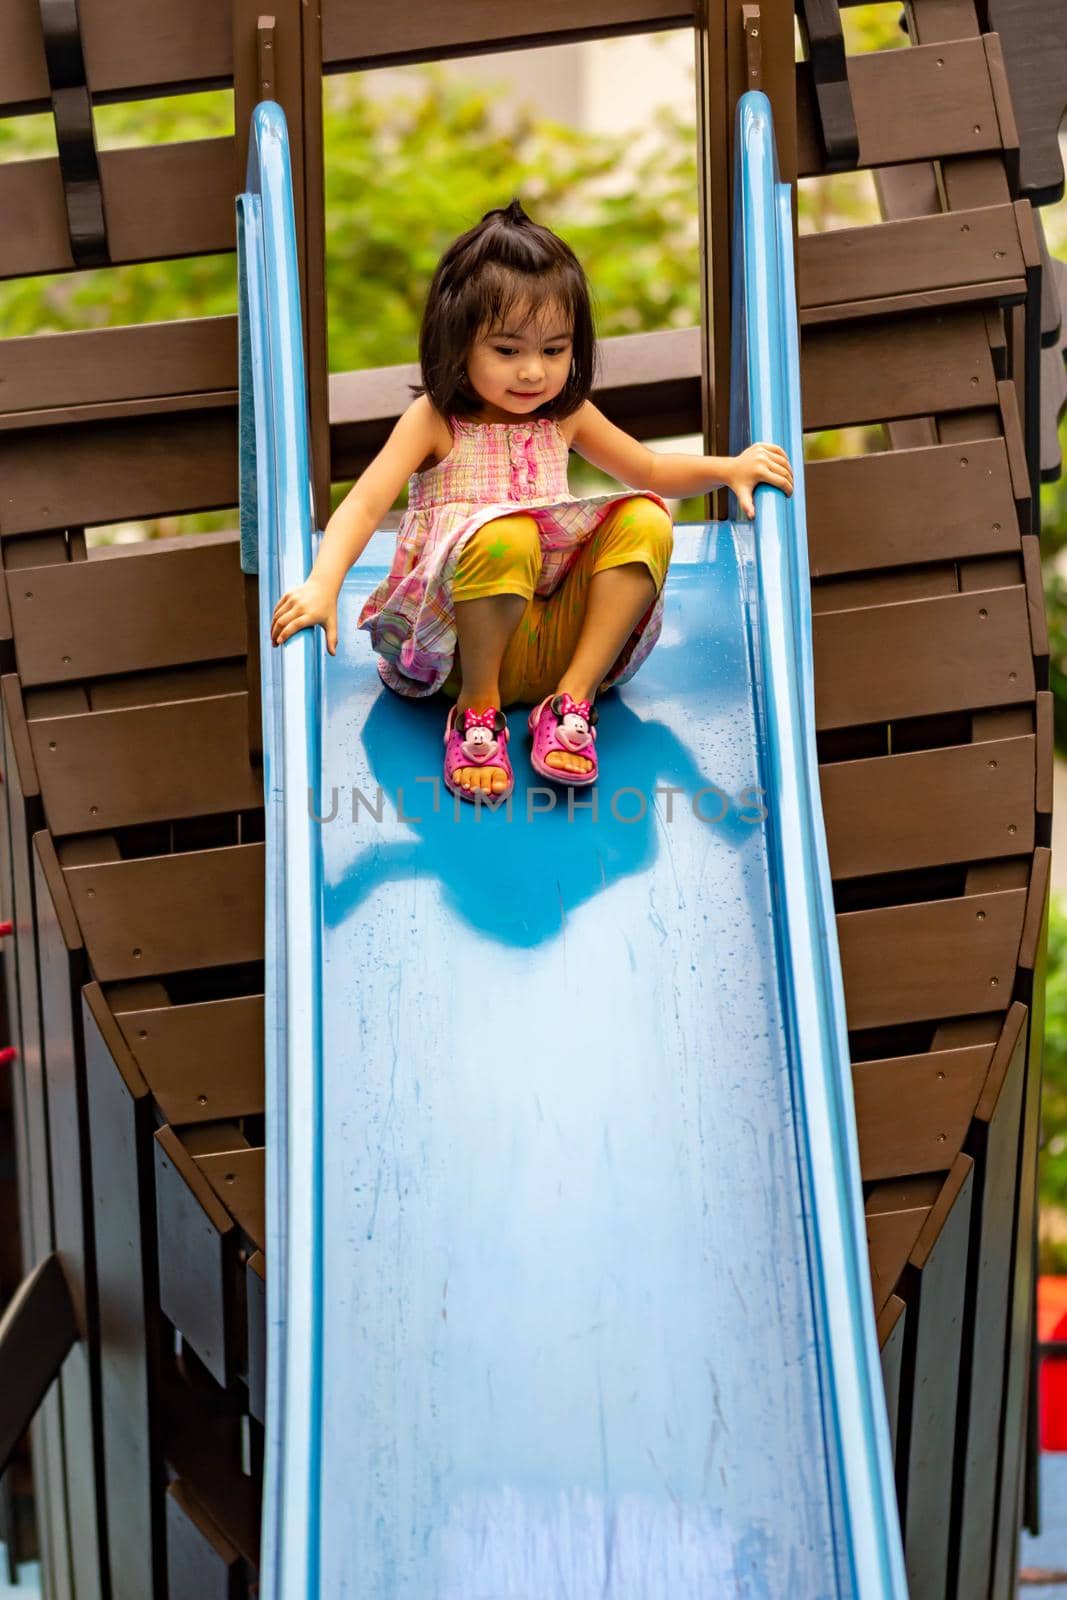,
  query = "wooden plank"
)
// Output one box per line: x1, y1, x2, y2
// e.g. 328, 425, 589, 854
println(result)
0, 141, 235, 281
801, 309, 998, 429
804, 433, 1021, 575
81, 984, 164, 1600
820, 735, 1033, 878
0, 319, 237, 418
952, 1002, 1028, 1599
109, 994, 263, 1126
195, 1148, 264, 1253
837, 886, 1027, 1031
853, 1043, 993, 1182
159, 1358, 260, 1565
63, 843, 264, 983
798, 203, 1027, 311
322, 0, 693, 73
813, 585, 1034, 730
246, 1253, 265, 1426
31, 834, 105, 1600
897, 1154, 975, 1600
29, 695, 262, 836
986, 0, 1067, 202
991, 853, 1049, 1590
0, 0, 692, 115
9, 540, 245, 688
0, 677, 72, 1600
797, 39, 1003, 176
799, 277, 1025, 328
164, 1480, 241, 1600
153, 1126, 236, 1389
877, 1294, 906, 1461
0, 410, 237, 535
0, 0, 232, 115
865, 1175, 939, 1316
